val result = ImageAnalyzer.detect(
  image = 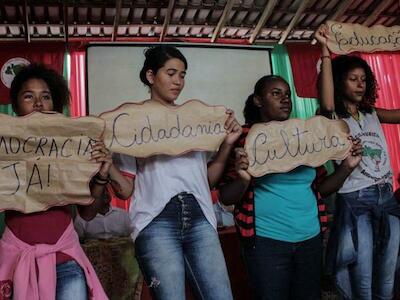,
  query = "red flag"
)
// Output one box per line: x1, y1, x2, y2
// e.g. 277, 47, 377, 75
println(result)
286, 44, 321, 99
286, 44, 361, 99
0, 43, 65, 104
